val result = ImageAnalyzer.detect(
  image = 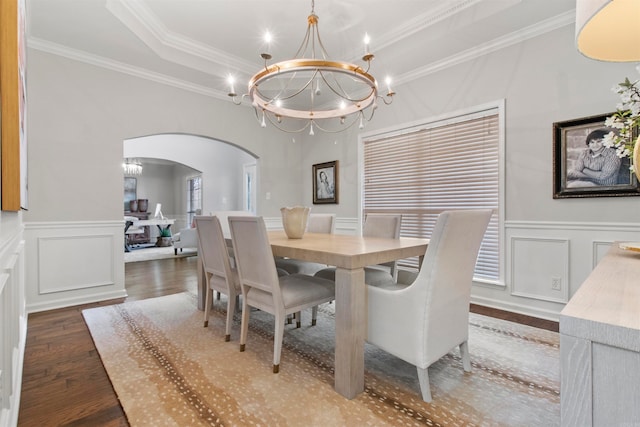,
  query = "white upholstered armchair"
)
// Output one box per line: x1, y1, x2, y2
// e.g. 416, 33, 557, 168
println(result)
366, 209, 492, 402
172, 227, 198, 255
